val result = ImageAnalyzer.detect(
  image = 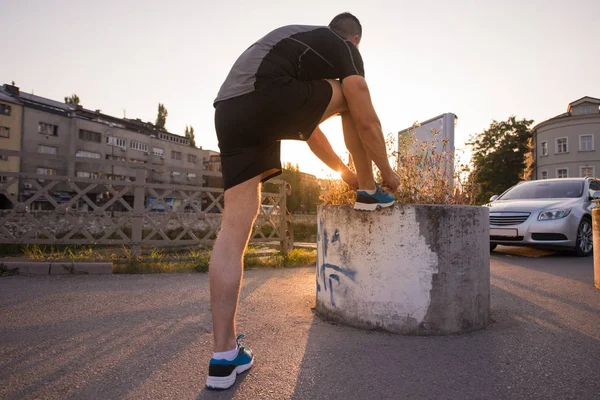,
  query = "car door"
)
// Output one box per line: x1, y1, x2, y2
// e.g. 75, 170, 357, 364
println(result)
587, 180, 600, 213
